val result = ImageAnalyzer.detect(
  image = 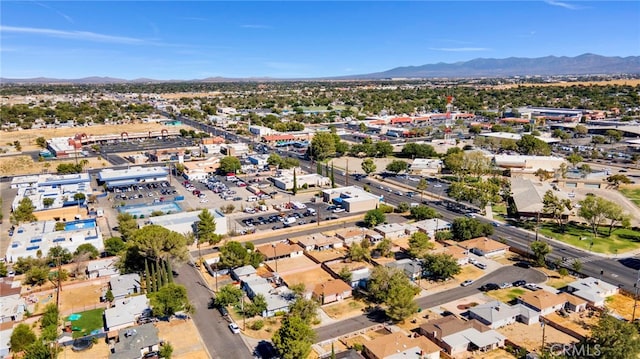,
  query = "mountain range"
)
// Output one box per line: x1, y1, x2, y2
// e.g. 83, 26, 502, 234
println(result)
2, 54, 639, 84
